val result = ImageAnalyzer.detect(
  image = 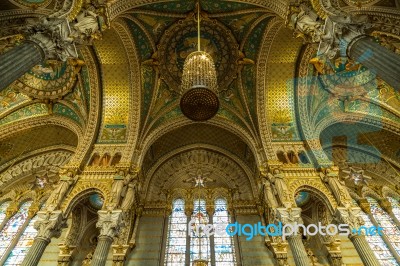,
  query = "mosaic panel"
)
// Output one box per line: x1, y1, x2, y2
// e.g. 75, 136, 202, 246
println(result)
95, 29, 130, 143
